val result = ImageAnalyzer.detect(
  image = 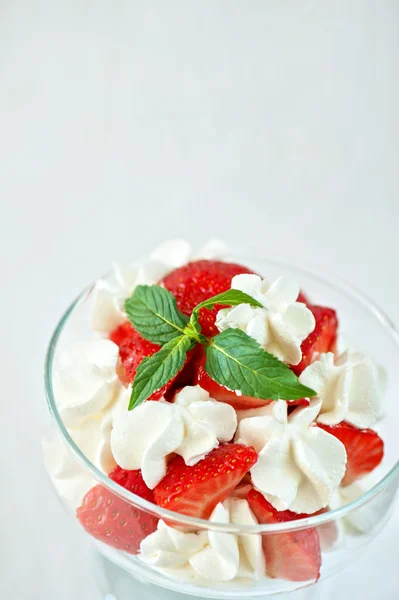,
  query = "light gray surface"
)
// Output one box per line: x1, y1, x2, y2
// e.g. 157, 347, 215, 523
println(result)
0, 1, 398, 599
